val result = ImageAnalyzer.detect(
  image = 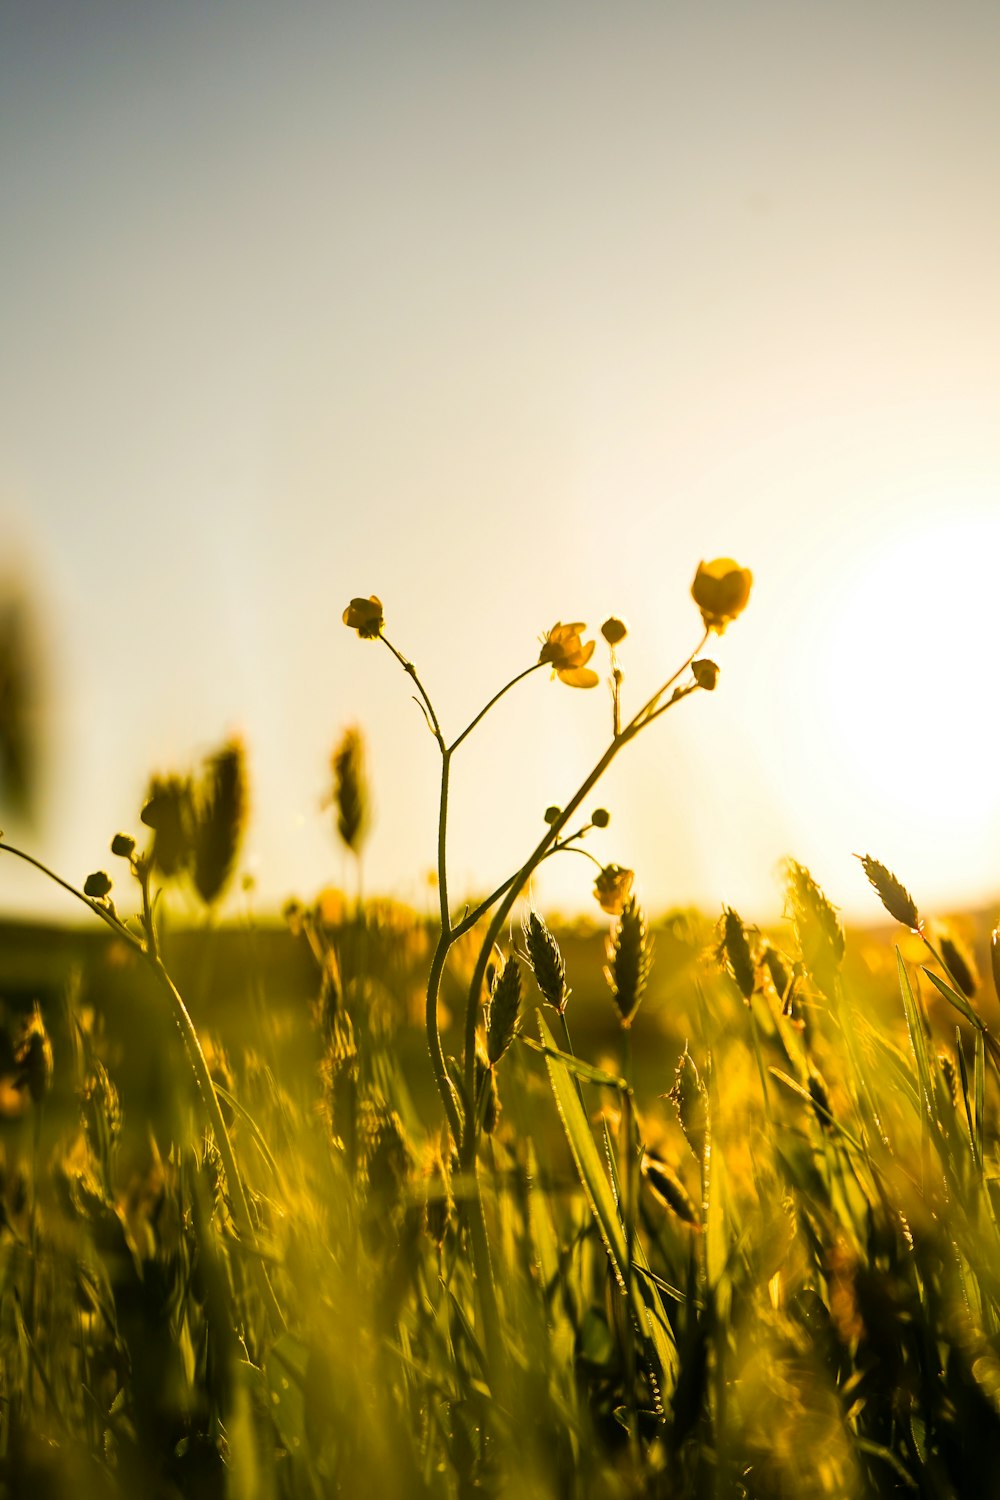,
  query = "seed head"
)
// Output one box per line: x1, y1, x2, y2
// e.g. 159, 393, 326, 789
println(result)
807, 1072, 834, 1132
486, 954, 522, 1065
762, 944, 795, 1015
141, 774, 194, 878
524, 912, 568, 1013
939, 931, 979, 998
667, 1047, 708, 1162
82, 1059, 122, 1161
14, 1004, 53, 1105
858, 855, 922, 932
475, 1051, 501, 1134
605, 895, 652, 1027
192, 737, 248, 906
718, 907, 755, 1002
642, 1155, 699, 1225
937, 1050, 958, 1105
785, 861, 844, 998
331, 726, 370, 855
